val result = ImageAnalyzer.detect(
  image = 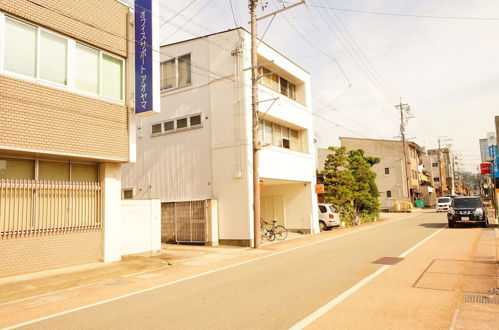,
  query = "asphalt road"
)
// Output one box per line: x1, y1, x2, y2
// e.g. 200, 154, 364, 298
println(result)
21, 212, 446, 330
